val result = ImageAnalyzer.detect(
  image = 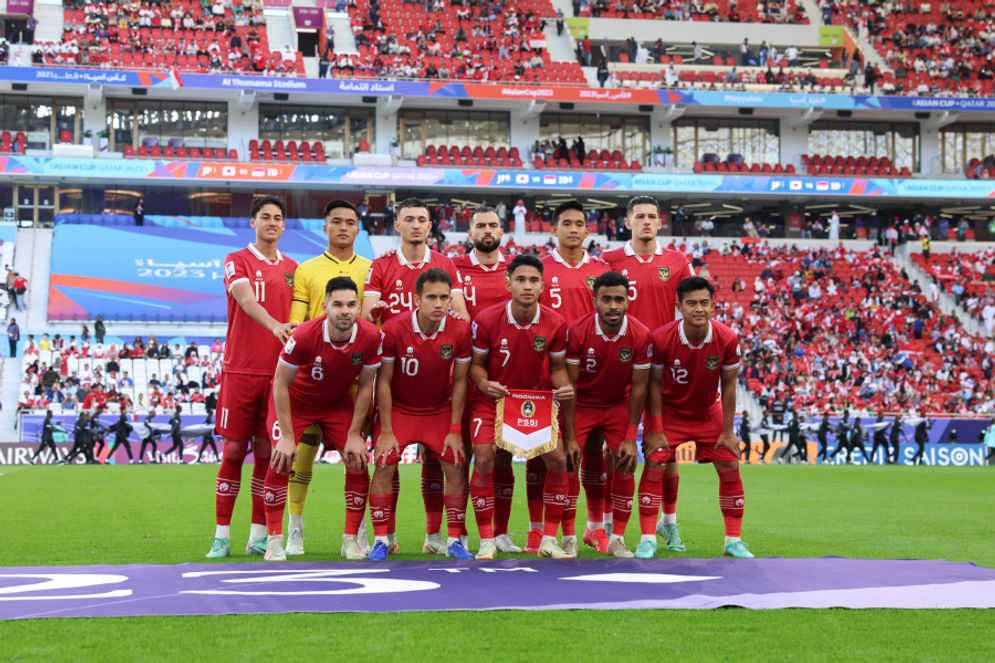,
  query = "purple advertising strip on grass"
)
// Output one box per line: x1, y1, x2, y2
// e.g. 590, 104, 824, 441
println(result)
2, 558, 993, 619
